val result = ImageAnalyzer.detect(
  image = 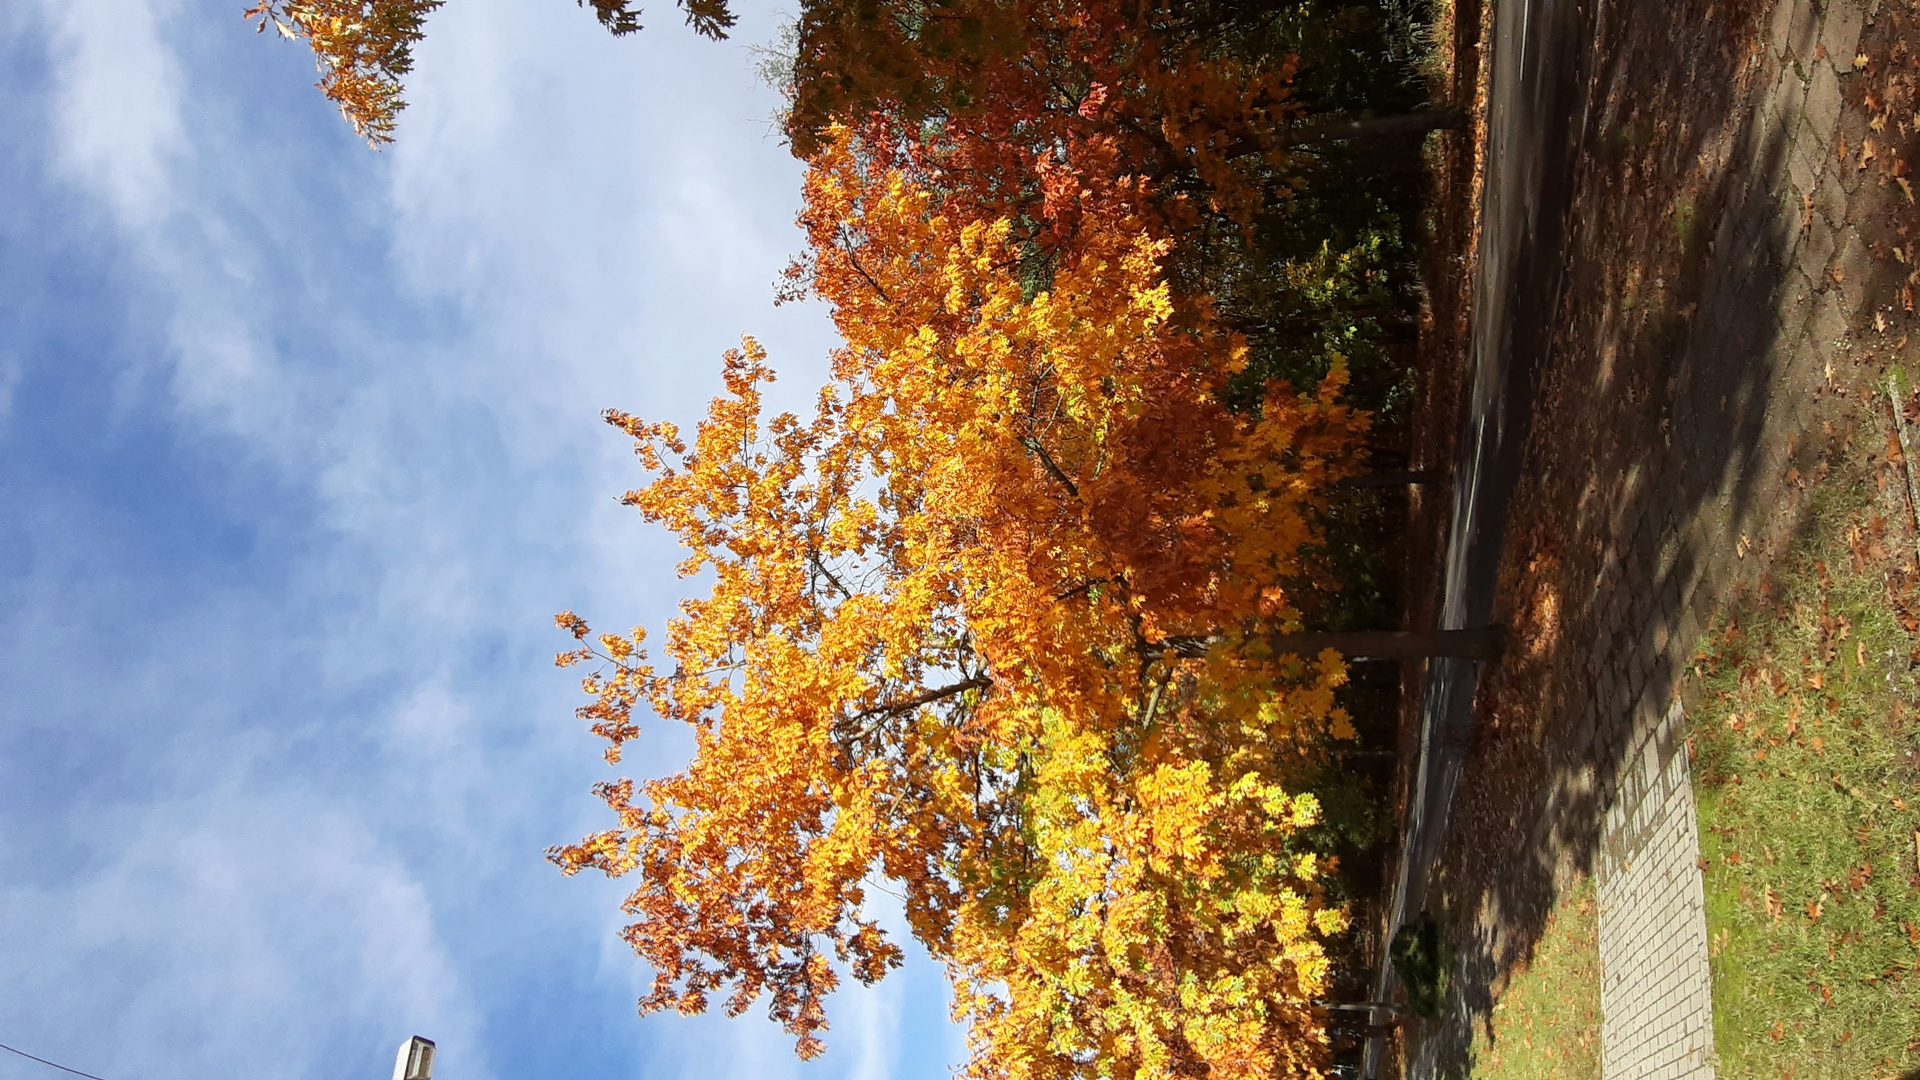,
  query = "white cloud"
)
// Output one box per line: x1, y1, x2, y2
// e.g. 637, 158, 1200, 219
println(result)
0, 351, 20, 422
2, 0, 960, 1076
37, 0, 183, 231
